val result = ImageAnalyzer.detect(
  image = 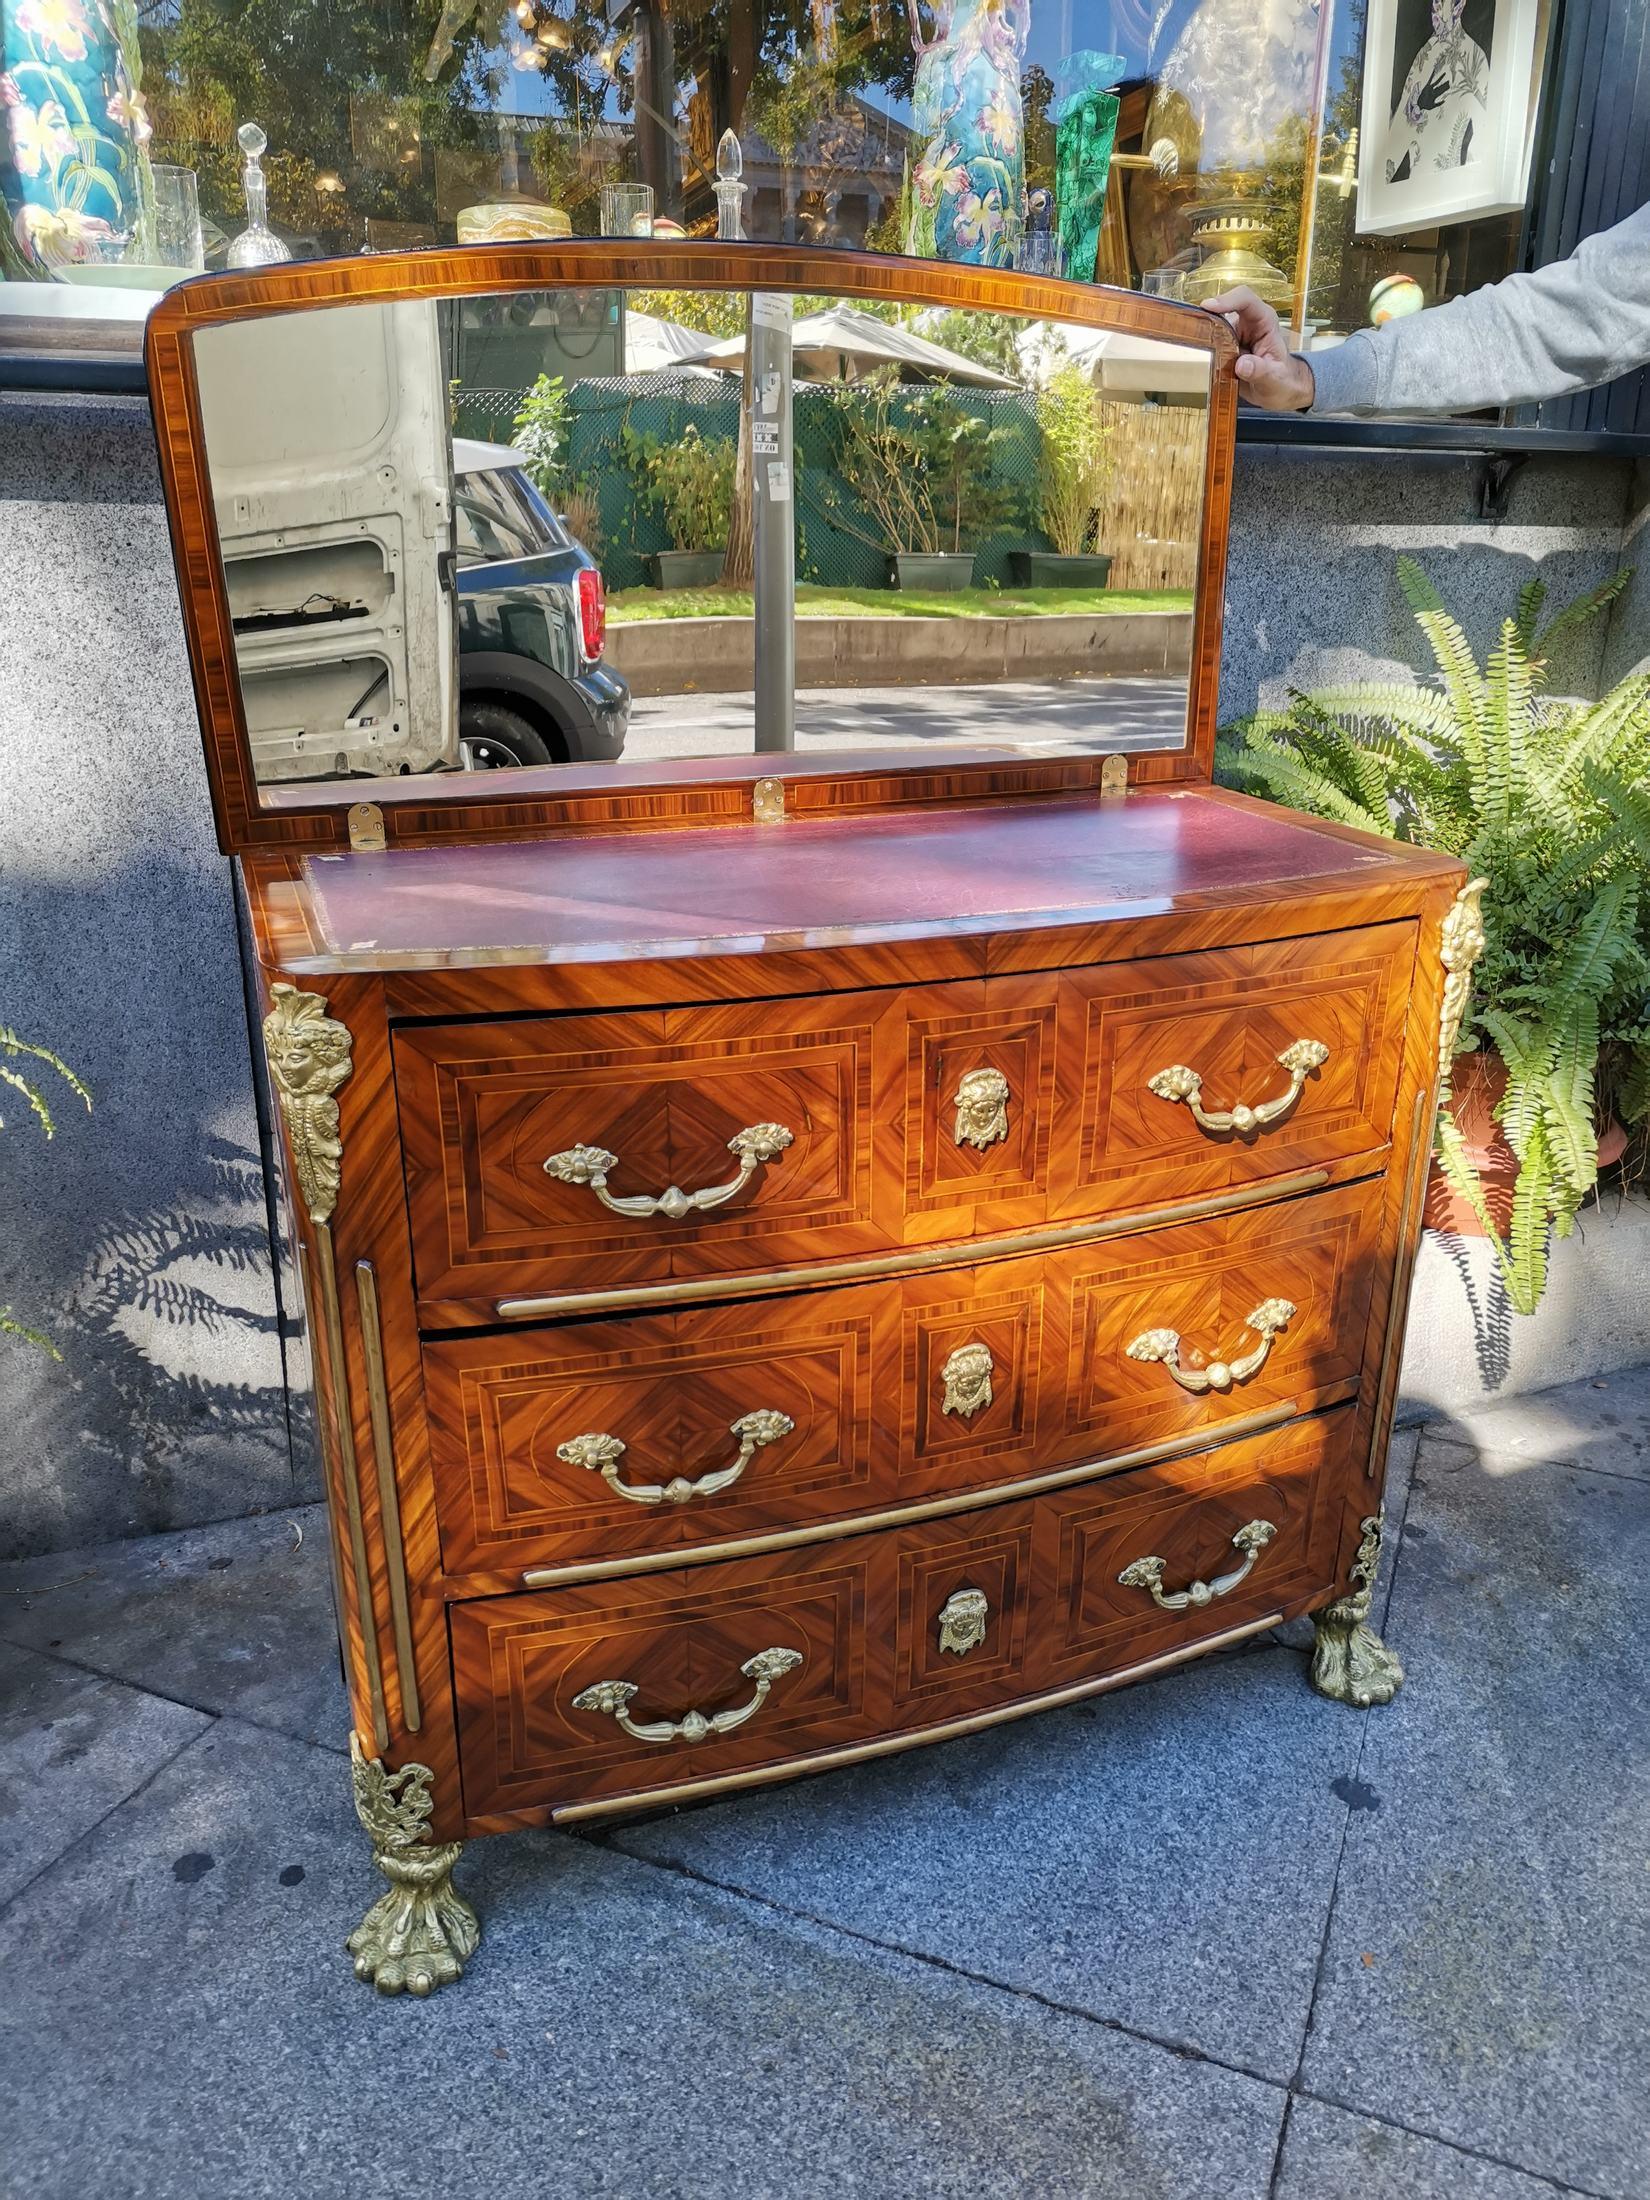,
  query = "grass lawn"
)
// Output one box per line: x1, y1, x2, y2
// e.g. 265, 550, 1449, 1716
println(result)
607, 582, 1193, 624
